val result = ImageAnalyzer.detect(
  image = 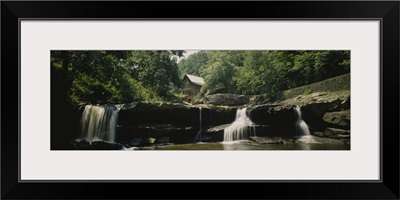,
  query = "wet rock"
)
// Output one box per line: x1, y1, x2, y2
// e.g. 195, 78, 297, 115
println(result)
313, 127, 351, 140
199, 124, 228, 142
205, 124, 231, 133
158, 137, 170, 143
325, 127, 350, 135
250, 137, 295, 144
148, 137, 156, 144
129, 138, 143, 146
76, 140, 91, 149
